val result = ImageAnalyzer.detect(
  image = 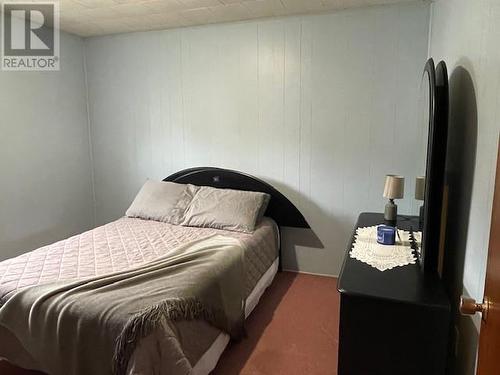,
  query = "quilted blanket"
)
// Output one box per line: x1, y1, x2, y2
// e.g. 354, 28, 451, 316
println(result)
0, 217, 277, 305
0, 235, 246, 375
0, 218, 278, 374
